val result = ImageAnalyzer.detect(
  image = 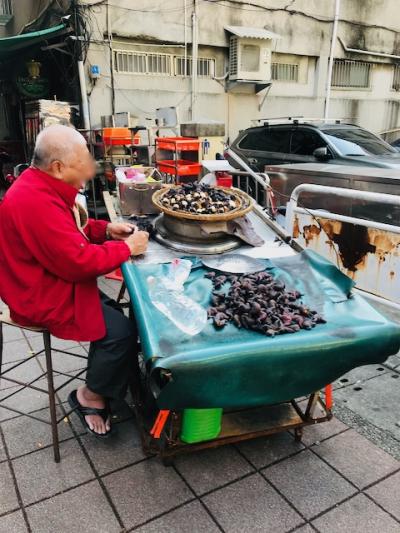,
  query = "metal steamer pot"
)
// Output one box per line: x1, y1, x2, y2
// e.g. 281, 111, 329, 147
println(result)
161, 214, 228, 242
152, 186, 254, 244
